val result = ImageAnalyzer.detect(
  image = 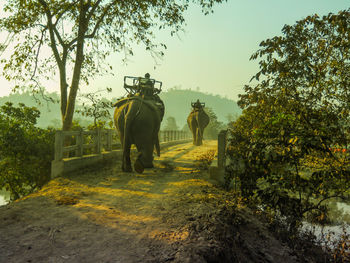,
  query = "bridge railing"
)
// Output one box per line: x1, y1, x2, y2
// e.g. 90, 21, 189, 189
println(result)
159, 130, 191, 142
54, 129, 191, 162
53, 129, 120, 162
51, 128, 191, 178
